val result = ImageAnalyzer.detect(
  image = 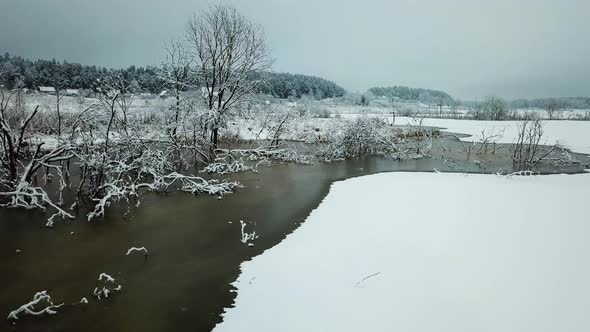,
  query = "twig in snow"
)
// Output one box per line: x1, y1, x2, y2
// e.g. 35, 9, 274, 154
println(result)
354, 272, 382, 287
